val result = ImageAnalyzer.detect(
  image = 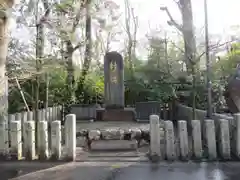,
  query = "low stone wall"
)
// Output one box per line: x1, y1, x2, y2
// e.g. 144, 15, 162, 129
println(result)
176, 103, 233, 122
